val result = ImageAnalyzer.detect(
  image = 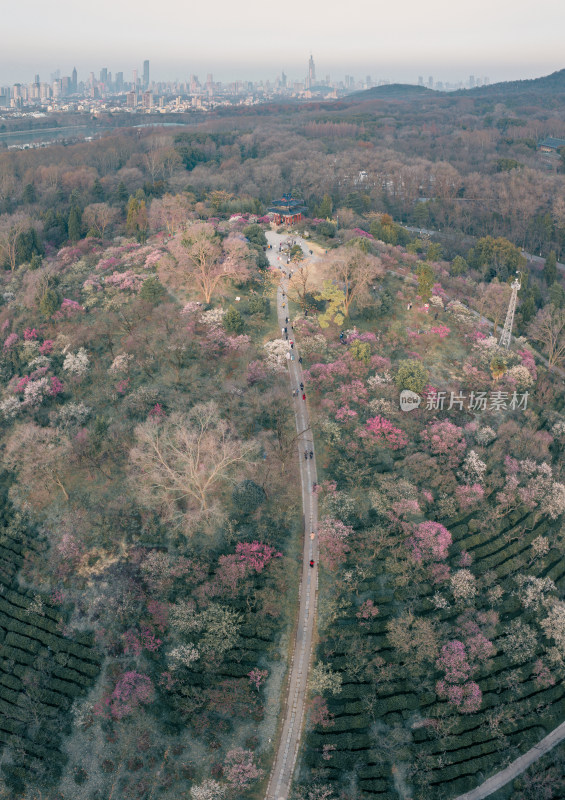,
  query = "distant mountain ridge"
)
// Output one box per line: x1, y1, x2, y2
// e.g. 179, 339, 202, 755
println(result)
343, 68, 565, 103
455, 68, 565, 95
